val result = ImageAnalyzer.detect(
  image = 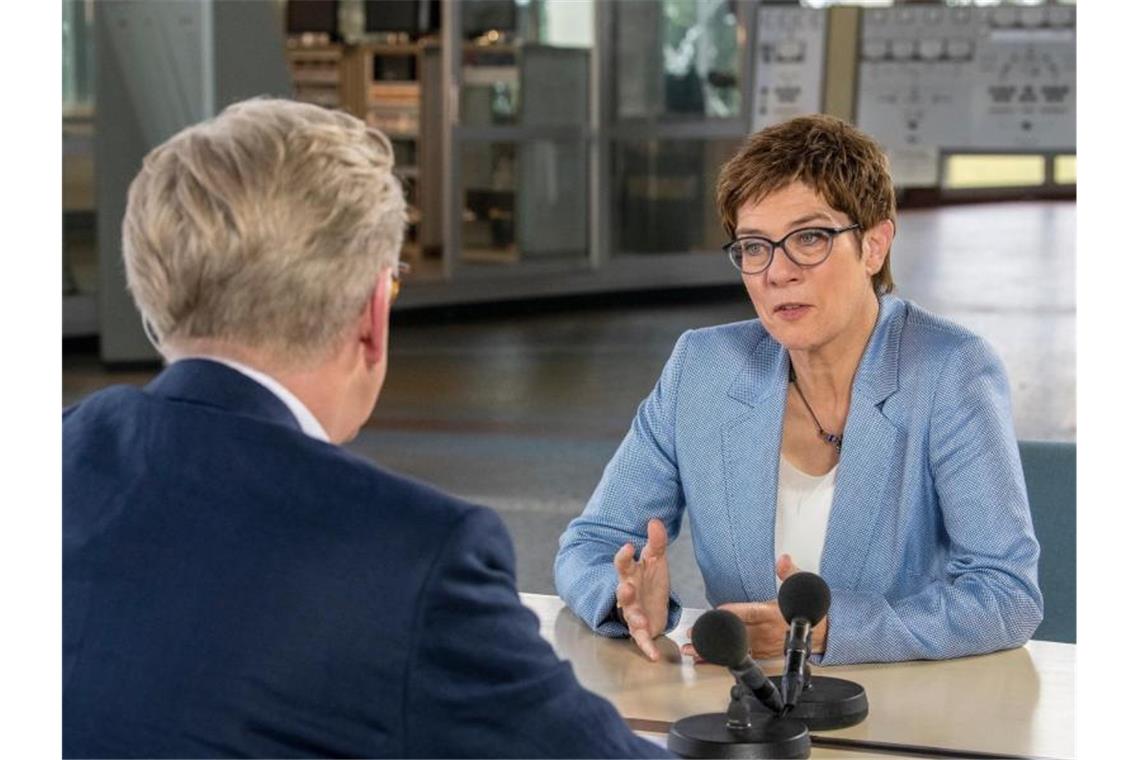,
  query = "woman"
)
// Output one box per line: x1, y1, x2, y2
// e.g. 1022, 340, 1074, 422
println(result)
554, 115, 1042, 665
